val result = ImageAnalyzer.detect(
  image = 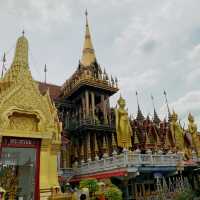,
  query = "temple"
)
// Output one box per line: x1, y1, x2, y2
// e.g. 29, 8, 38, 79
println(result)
58, 11, 118, 166
1, 11, 200, 200
0, 34, 66, 199
55, 12, 200, 200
